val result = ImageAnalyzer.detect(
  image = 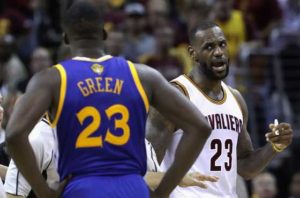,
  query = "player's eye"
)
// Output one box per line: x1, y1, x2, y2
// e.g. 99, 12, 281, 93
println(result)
205, 45, 213, 51
220, 41, 227, 48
